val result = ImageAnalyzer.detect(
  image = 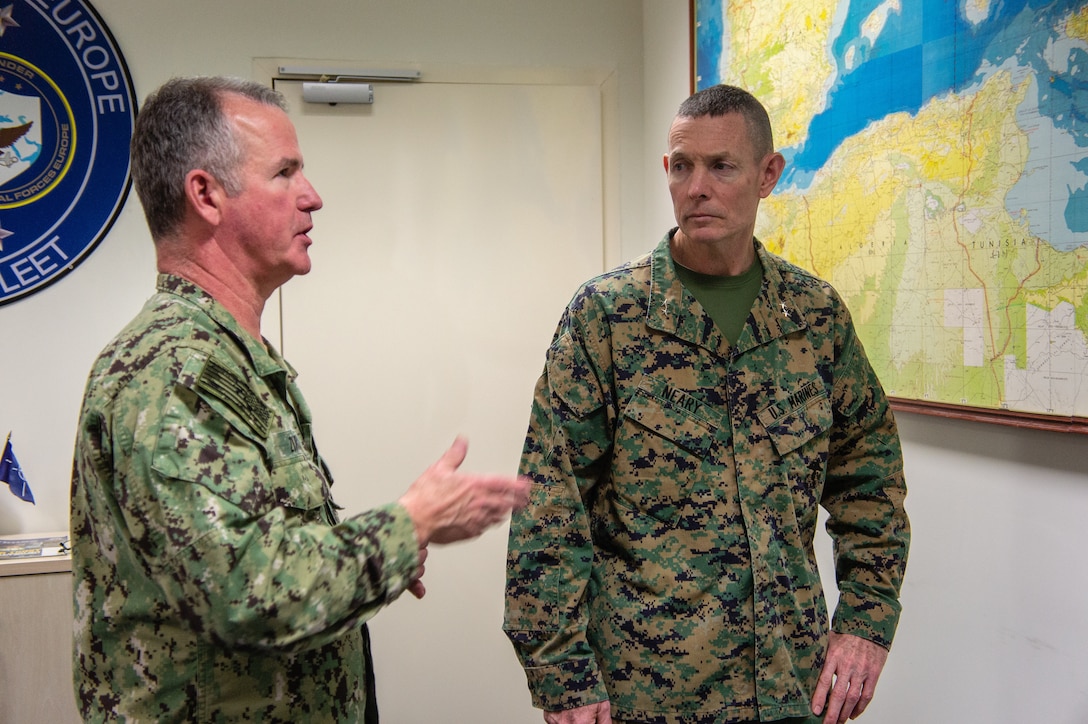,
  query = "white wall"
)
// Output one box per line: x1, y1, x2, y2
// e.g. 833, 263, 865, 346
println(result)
641, 0, 693, 259
642, 3, 1088, 722
884, 414, 1088, 724
275, 78, 607, 724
